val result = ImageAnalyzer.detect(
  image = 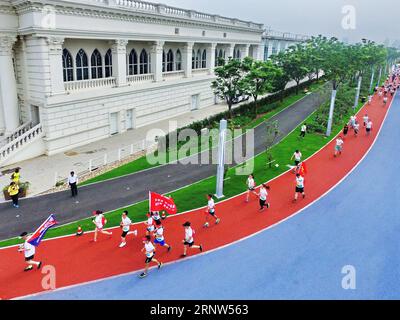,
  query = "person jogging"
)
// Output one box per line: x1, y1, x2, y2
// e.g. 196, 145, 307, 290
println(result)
343, 124, 349, 138
8, 182, 19, 208
363, 114, 369, 127
92, 210, 112, 242
299, 123, 307, 138
68, 171, 78, 197
153, 224, 171, 252
368, 95, 372, 105
139, 235, 162, 278
257, 184, 270, 212
144, 213, 156, 235
181, 221, 203, 258
353, 122, 360, 137
366, 120, 373, 136
334, 136, 344, 157
291, 150, 302, 166
383, 96, 388, 106
119, 210, 137, 248
245, 174, 257, 202
293, 174, 305, 202
203, 194, 221, 228
18, 232, 42, 272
